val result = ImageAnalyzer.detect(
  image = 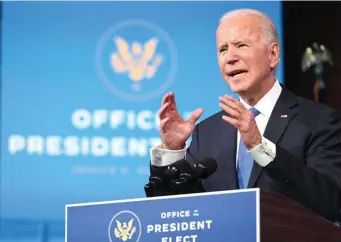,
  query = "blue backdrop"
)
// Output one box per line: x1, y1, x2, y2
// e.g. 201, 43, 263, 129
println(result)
0, 1, 283, 241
